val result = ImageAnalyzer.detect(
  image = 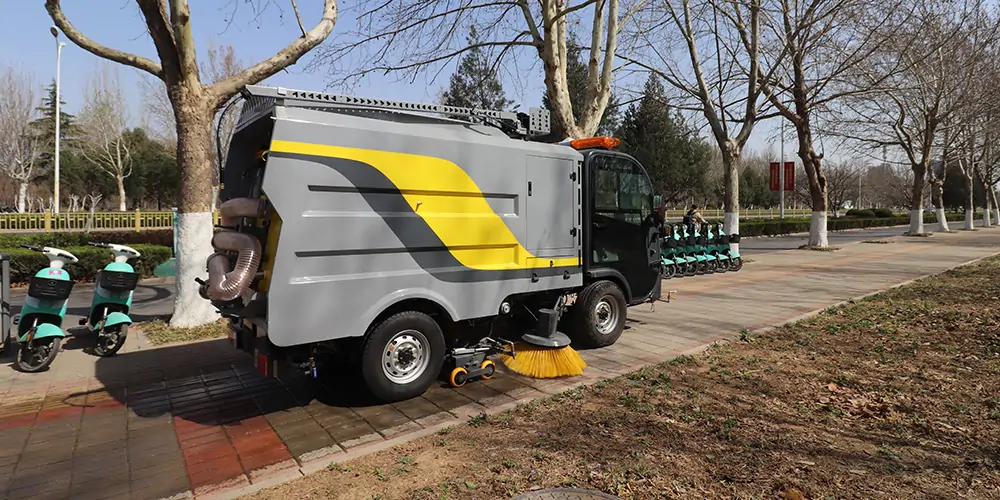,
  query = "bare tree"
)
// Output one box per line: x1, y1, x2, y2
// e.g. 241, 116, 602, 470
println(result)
753, 0, 905, 246
47, 0, 338, 328
835, 0, 995, 234
621, 0, 766, 248
0, 65, 43, 213
79, 64, 133, 211
312, 0, 632, 140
